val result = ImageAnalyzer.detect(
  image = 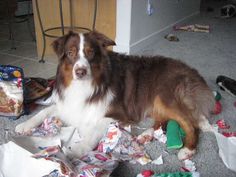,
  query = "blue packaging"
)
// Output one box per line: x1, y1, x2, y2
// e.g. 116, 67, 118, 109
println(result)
0, 65, 24, 119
